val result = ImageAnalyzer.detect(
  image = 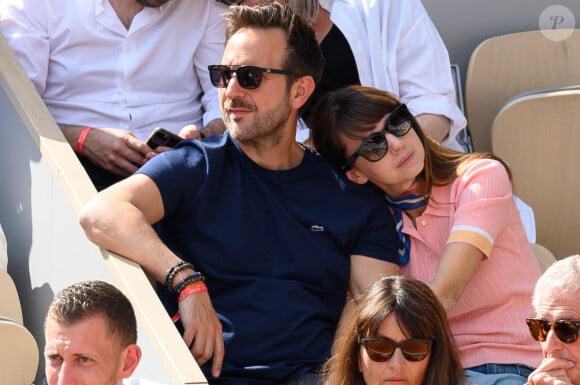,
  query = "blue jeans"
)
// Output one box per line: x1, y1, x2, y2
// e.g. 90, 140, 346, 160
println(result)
465, 363, 534, 385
